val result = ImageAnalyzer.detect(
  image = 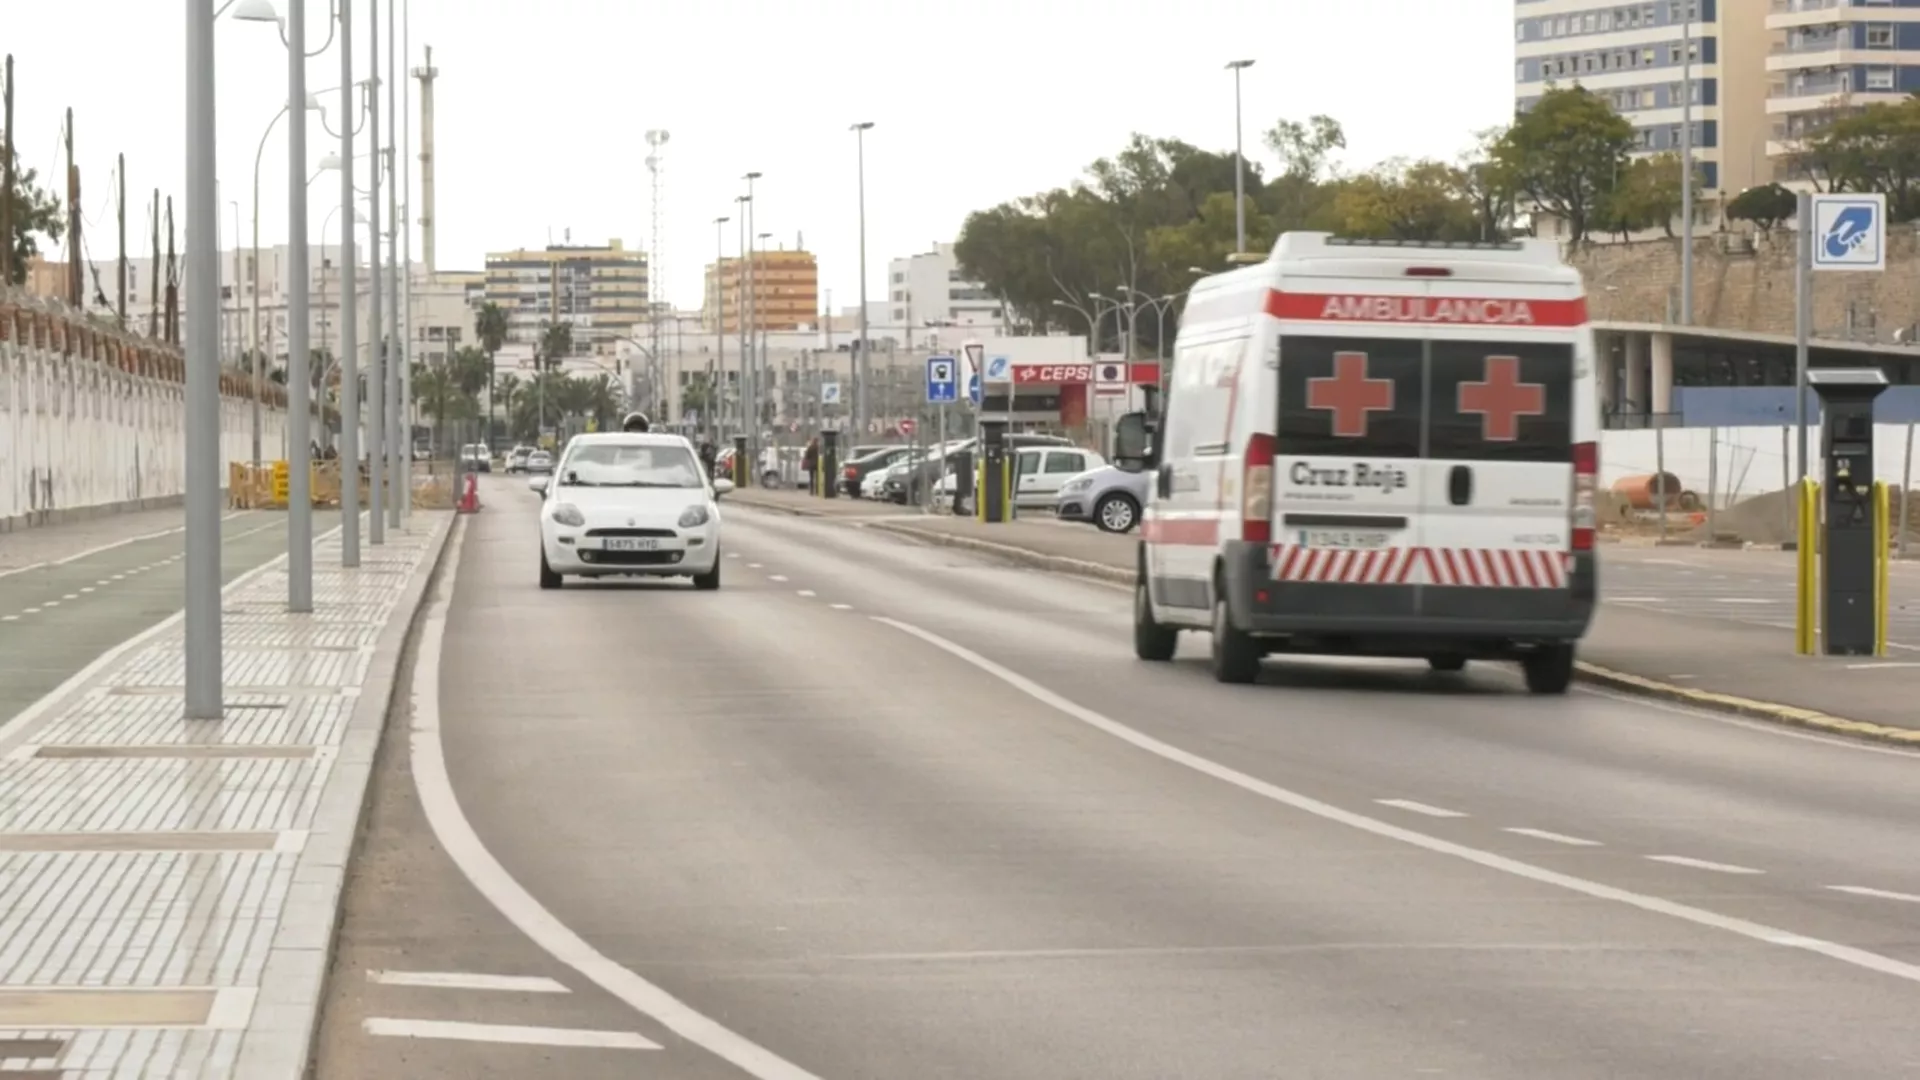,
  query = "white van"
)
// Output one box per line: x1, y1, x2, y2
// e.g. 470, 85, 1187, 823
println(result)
1115, 233, 1599, 693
